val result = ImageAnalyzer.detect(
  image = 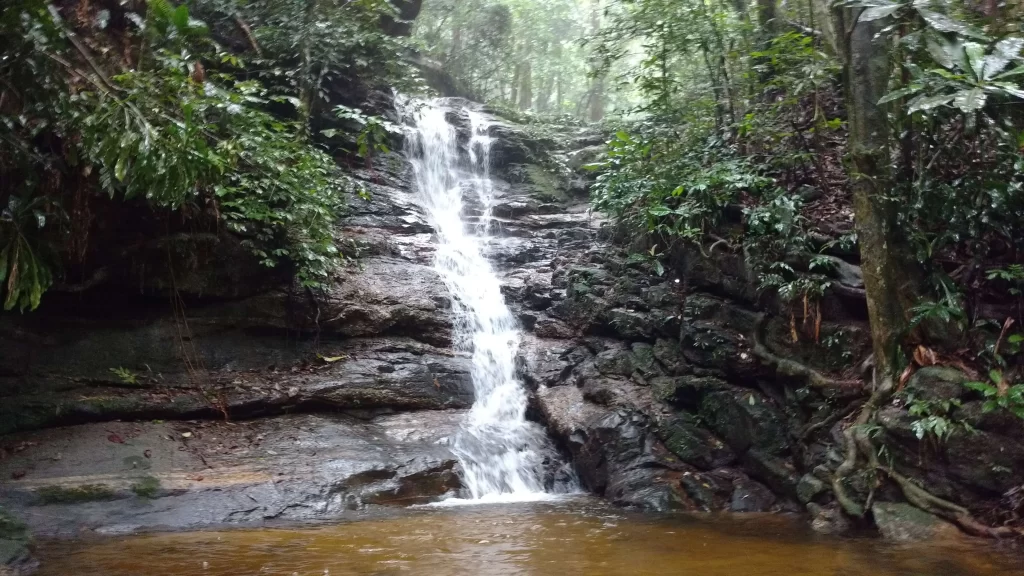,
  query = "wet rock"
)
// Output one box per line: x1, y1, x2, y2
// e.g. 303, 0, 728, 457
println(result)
871, 502, 965, 542
656, 412, 736, 470
808, 502, 851, 535
536, 386, 687, 511
652, 339, 688, 376
904, 366, 967, 403
796, 473, 828, 504
0, 338, 473, 435
0, 413, 465, 536
740, 450, 802, 500
730, 477, 777, 512
0, 509, 34, 576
